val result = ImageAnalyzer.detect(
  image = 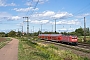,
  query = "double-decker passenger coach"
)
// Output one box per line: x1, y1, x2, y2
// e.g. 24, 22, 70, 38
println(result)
38, 34, 78, 45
